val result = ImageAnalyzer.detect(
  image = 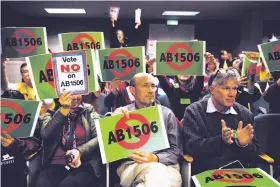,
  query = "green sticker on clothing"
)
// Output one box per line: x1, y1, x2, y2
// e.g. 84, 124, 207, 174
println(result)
233, 130, 237, 139
173, 83, 179, 88
180, 98, 191, 105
